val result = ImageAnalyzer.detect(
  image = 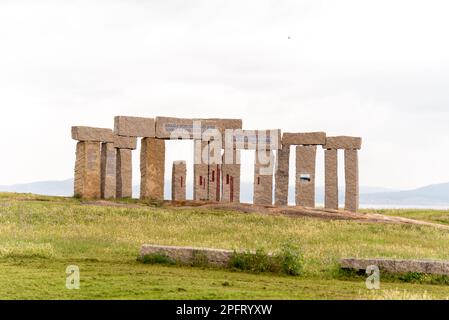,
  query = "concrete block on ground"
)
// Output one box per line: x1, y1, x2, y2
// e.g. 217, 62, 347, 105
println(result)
72, 126, 114, 142
140, 138, 165, 201
341, 258, 449, 276
114, 116, 155, 138
295, 145, 317, 208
